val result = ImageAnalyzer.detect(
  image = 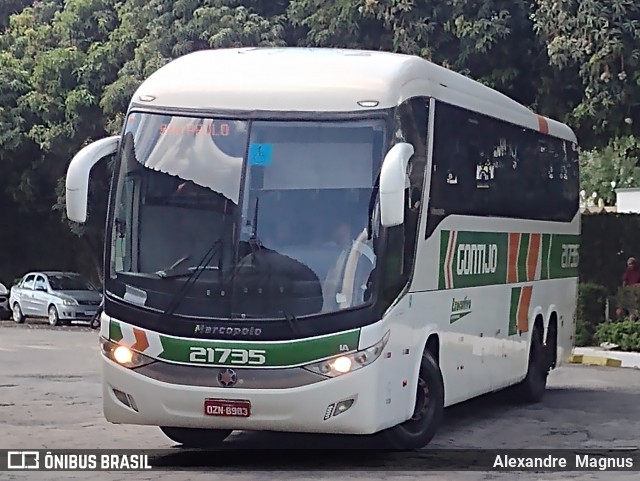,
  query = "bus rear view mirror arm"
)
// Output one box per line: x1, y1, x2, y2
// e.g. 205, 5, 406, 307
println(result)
379, 142, 414, 227
66, 136, 120, 223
